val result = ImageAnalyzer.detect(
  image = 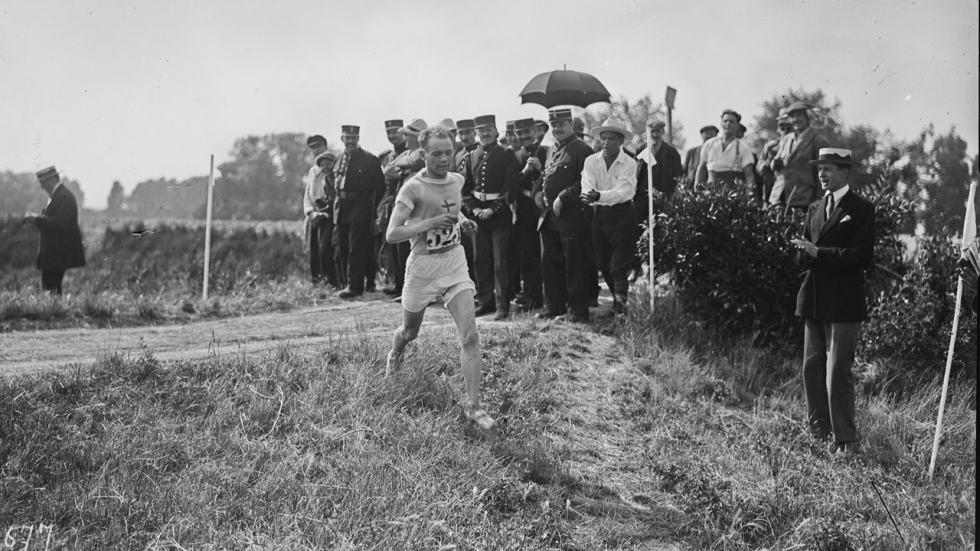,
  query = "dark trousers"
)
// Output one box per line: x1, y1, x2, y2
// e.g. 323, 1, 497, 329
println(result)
540, 226, 590, 318
41, 270, 65, 295
508, 213, 522, 300
592, 203, 635, 300
390, 241, 411, 292
584, 209, 599, 301
336, 218, 372, 293
515, 195, 543, 305
474, 221, 511, 312
461, 232, 477, 283
365, 233, 380, 290
309, 218, 337, 286
803, 319, 859, 443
